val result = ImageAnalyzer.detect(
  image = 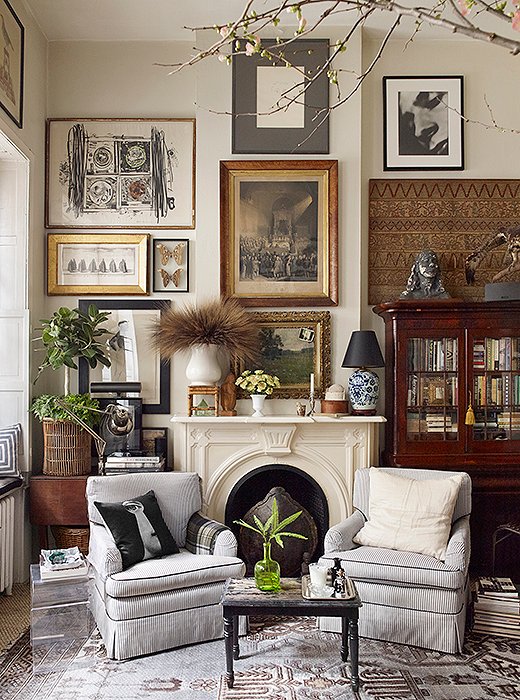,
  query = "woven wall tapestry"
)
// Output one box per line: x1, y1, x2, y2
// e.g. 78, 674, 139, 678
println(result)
368, 179, 520, 304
